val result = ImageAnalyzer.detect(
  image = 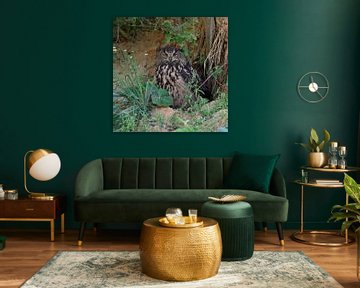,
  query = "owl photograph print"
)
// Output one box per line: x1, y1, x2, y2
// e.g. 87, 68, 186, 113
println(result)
113, 17, 228, 132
